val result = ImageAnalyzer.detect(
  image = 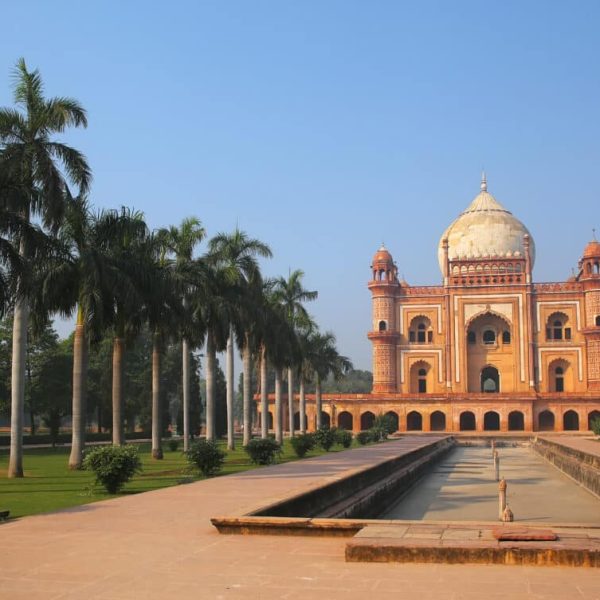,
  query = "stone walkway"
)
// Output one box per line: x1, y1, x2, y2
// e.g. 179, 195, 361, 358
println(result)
1, 435, 600, 599
540, 434, 600, 458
